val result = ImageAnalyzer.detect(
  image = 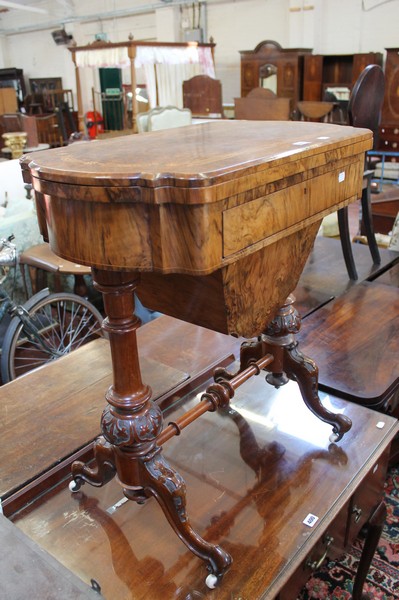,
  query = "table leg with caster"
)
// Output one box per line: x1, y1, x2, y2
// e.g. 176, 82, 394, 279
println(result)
68, 269, 231, 588
261, 295, 352, 442
216, 295, 352, 442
